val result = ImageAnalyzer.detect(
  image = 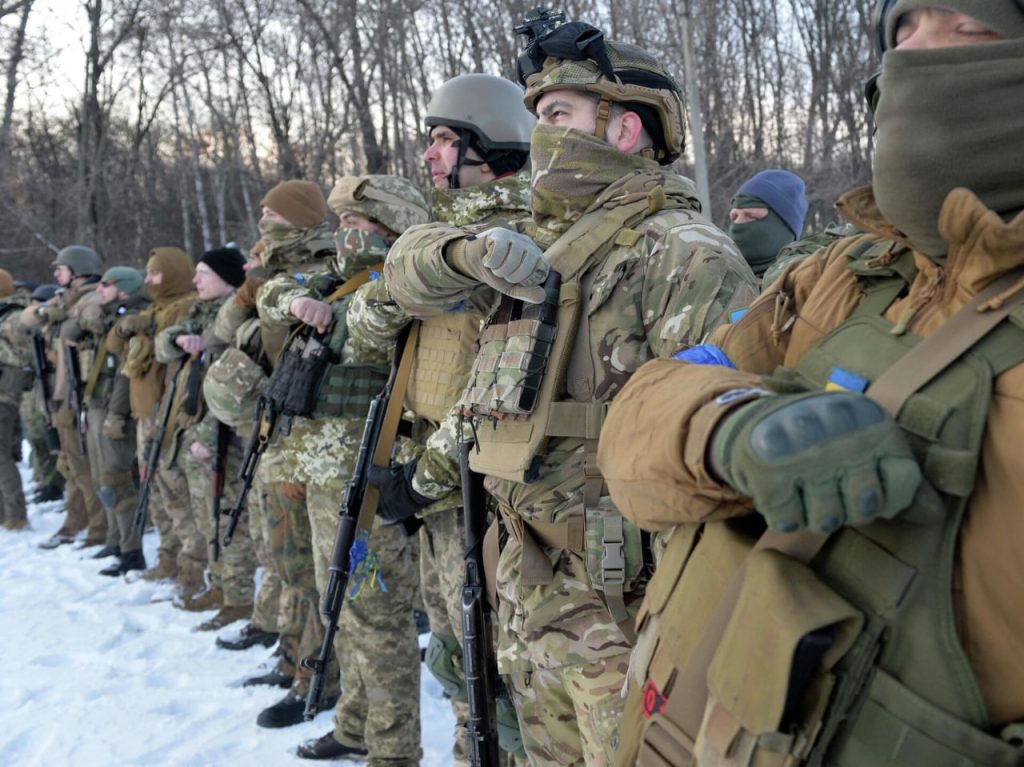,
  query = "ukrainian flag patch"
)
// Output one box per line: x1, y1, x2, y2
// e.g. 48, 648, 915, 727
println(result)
826, 368, 869, 393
